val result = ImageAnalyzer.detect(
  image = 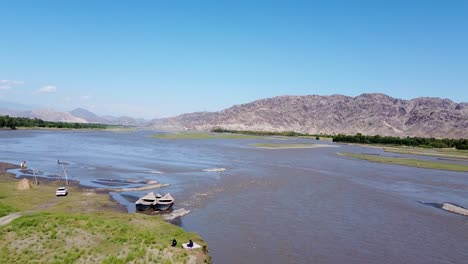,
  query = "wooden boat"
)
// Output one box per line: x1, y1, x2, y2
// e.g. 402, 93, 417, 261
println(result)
135, 192, 162, 211
154, 193, 174, 211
